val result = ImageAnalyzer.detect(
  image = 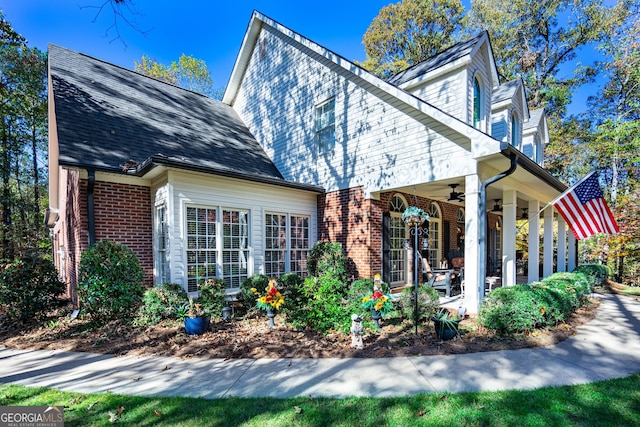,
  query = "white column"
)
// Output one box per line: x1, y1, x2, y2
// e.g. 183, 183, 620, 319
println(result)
528, 199, 540, 283
567, 231, 577, 271
502, 189, 517, 286
543, 206, 554, 277
464, 174, 481, 313
557, 216, 567, 272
